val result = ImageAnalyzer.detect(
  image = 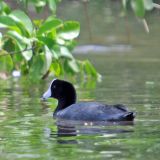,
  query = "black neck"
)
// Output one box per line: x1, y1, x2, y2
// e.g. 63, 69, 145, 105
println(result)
54, 94, 76, 115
